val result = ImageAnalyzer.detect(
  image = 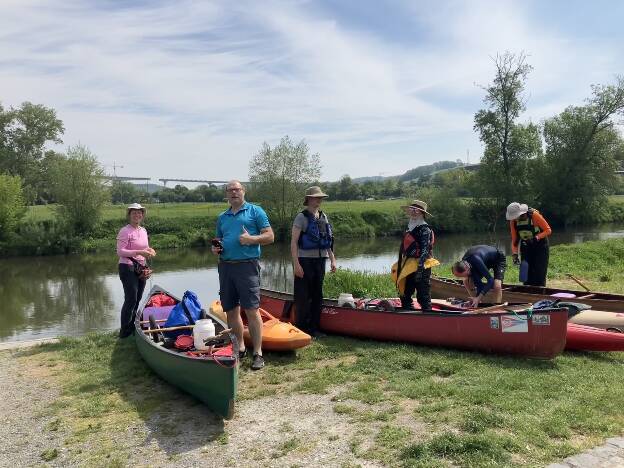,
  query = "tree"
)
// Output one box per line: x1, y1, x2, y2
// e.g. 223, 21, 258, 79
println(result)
249, 136, 321, 238
0, 102, 65, 202
0, 174, 26, 239
535, 77, 624, 224
49, 145, 109, 235
474, 52, 540, 204
336, 175, 360, 200
110, 181, 141, 204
